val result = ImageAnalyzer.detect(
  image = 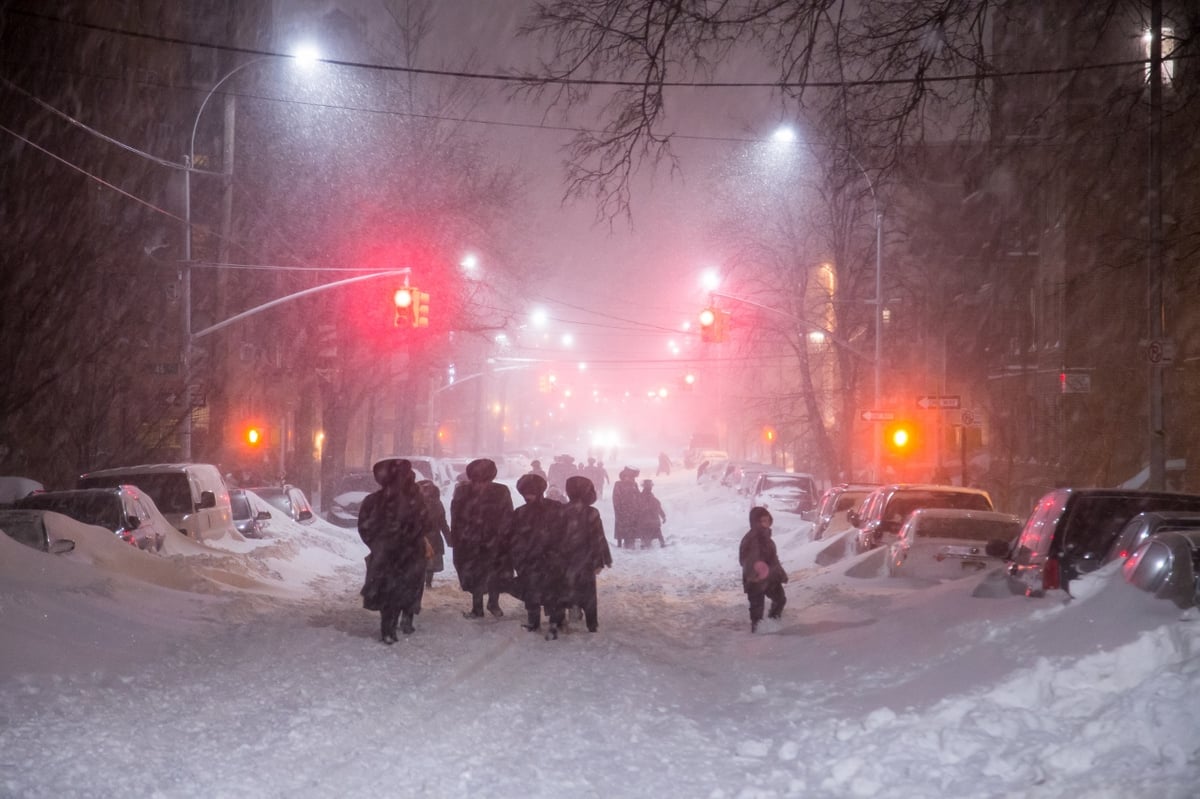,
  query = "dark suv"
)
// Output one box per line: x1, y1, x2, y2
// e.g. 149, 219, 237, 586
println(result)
1006, 488, 1200, 597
